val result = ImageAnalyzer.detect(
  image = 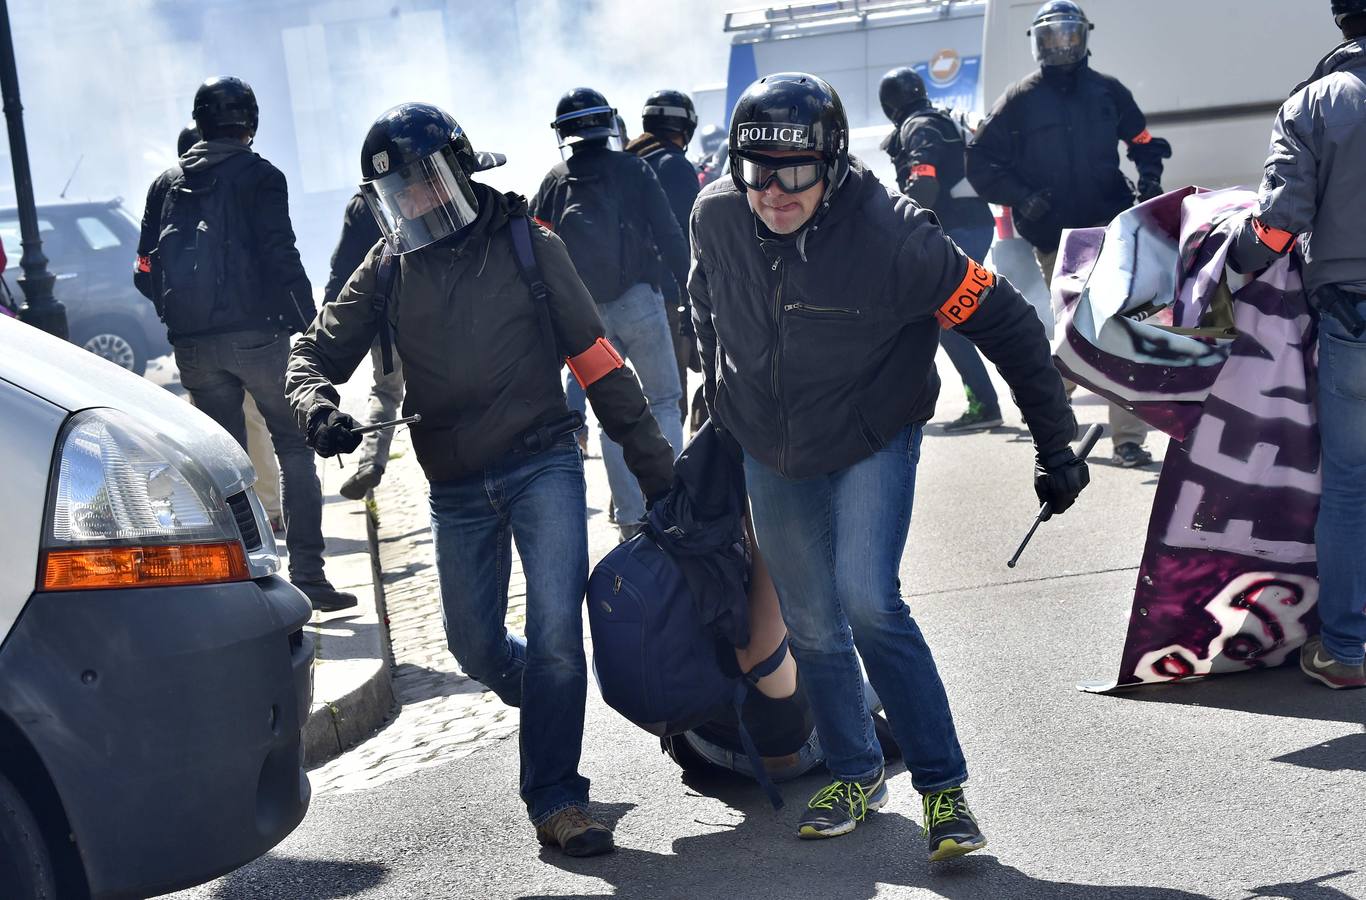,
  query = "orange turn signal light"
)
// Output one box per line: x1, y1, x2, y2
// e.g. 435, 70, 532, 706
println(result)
40, 542, 250, 591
